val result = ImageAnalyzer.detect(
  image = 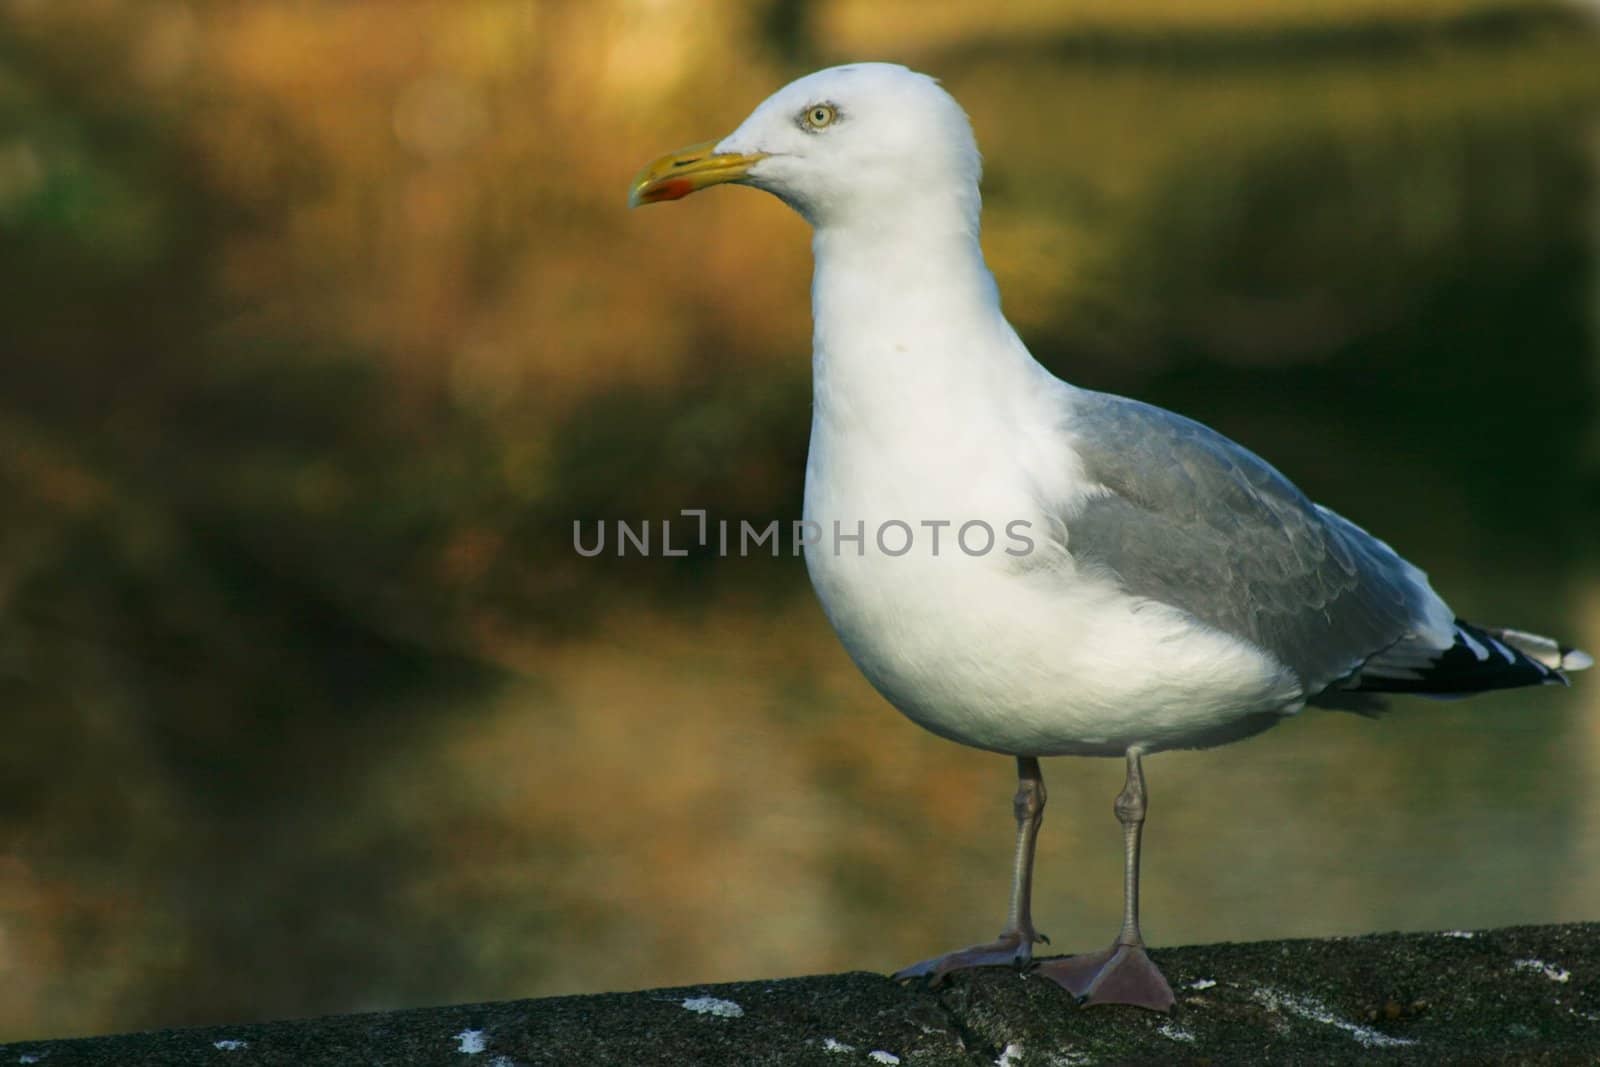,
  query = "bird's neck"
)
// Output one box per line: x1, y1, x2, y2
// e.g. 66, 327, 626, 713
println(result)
808, 224, 1049, 442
